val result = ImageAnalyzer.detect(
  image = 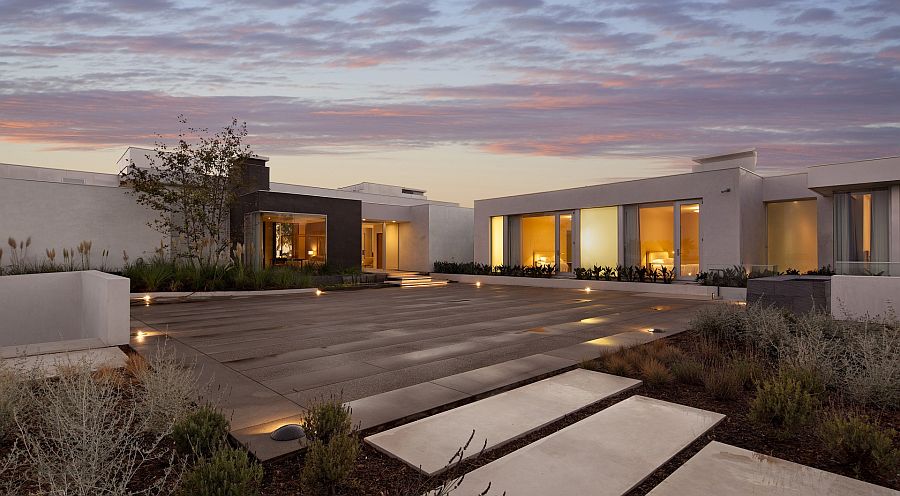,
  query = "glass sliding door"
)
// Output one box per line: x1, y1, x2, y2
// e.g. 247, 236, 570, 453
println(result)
521, 215, 556, 268
639, 205, 675, 272
677, 201, 701, 278
834, 190, 891, 275
580, 206, 618, 268
246, 211, 327, 269
558, 214, 573, 272
490, 216, 504, 267
767, 200, 817, 273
